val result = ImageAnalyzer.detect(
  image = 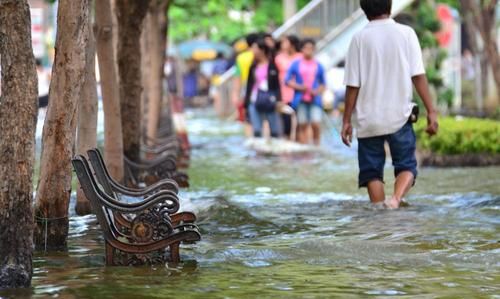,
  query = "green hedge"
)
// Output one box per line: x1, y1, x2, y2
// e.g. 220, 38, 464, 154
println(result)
415, 117, 500, 155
